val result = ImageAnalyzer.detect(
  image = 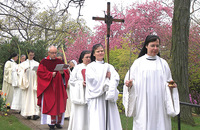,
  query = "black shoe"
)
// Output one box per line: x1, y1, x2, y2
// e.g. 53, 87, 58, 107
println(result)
27, 116, 31, 120
48, 125, 55, 130
55, 124, 63, 129
33, 115, 40, 120
64, 117, 70, 120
